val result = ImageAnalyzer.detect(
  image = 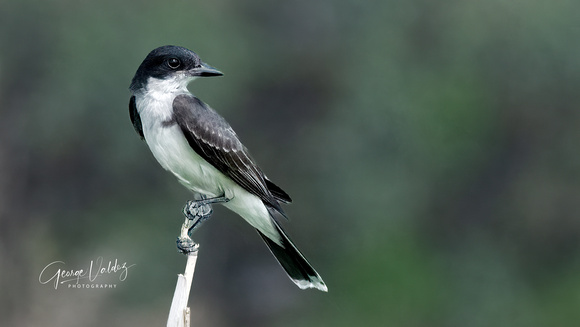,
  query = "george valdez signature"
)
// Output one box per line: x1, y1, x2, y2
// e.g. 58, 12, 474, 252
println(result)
39, 257, 136, 290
